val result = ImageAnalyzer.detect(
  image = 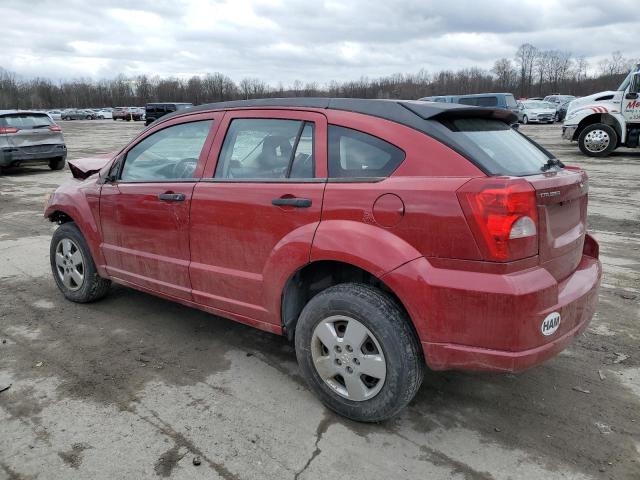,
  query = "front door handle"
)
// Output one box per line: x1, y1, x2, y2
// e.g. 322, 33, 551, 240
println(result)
271, 197, 312, 208
158, 193, 186, 202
